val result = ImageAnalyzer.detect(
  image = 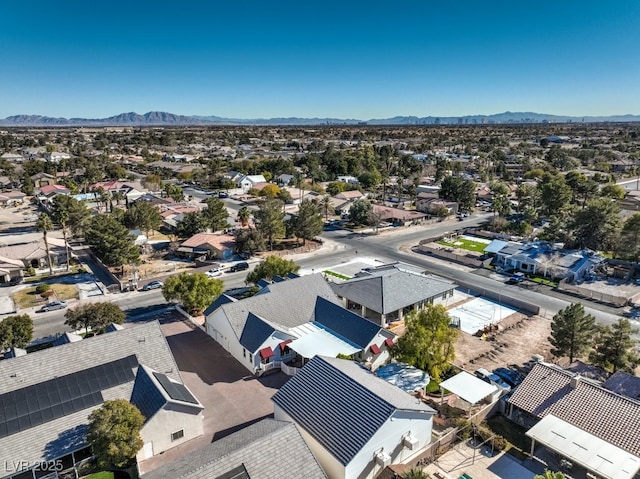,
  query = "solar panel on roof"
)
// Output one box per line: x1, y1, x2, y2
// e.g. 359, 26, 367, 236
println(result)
152, 372, 198, 404
0, 355, 138, 439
